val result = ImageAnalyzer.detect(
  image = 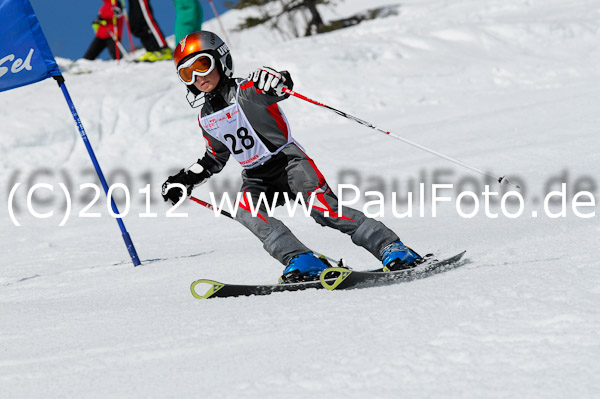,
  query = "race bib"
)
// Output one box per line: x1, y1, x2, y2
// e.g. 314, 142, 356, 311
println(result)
199, 84, 292, 169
